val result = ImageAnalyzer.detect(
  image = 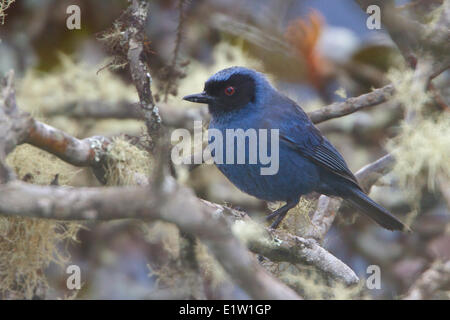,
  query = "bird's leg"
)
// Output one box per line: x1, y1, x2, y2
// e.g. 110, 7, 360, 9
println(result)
266, 199, 299, 229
